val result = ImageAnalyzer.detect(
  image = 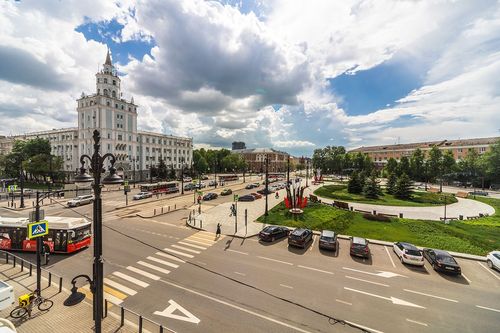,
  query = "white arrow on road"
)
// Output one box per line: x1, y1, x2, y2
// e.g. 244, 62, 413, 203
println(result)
344, 287, 425, 309
342, 267, 407, 278
154, 299, 201, 324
